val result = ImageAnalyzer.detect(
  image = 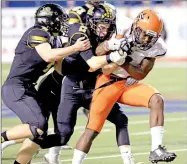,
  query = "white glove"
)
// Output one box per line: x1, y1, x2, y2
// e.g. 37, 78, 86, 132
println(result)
105, 38, 125, 51
109, 50, 126, 66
